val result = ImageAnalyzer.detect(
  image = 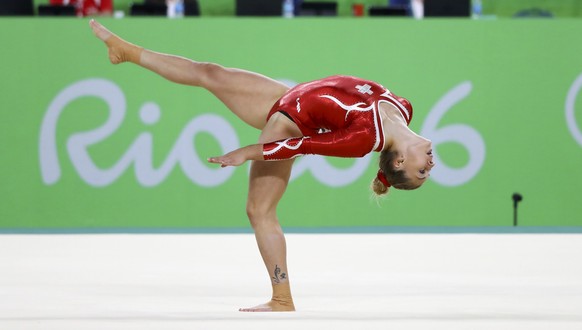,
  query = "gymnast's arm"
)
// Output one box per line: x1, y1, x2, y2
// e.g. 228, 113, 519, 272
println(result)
262, 127, 373, 160
207, 127, 373, 167
207, 144, 263, 167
